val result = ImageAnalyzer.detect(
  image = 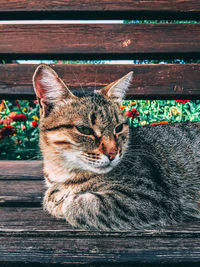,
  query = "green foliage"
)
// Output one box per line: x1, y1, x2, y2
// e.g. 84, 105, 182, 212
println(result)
124, 20, 200, 23
0, 99, 199, 160
121, 100, 200, 127
54, 60, 103, 64
0, 100, 40, 160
